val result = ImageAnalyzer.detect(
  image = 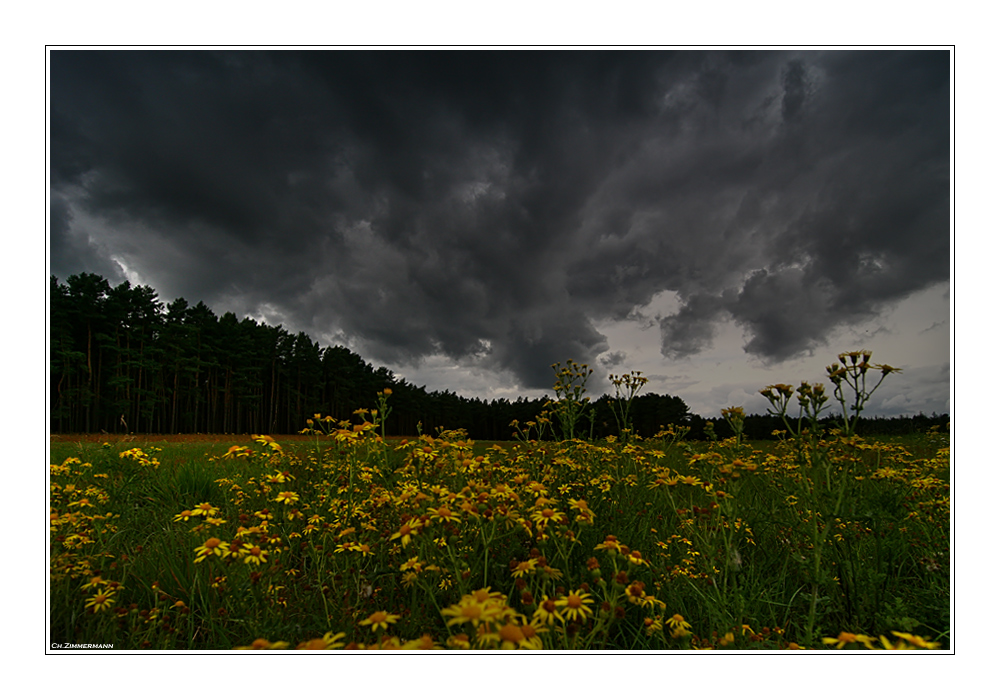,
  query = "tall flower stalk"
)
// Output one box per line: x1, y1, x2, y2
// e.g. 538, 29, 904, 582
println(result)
609, 370, 648, 442
549, 360, 593, 441
759, 350, 900, 646
826, 350, 901, 437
